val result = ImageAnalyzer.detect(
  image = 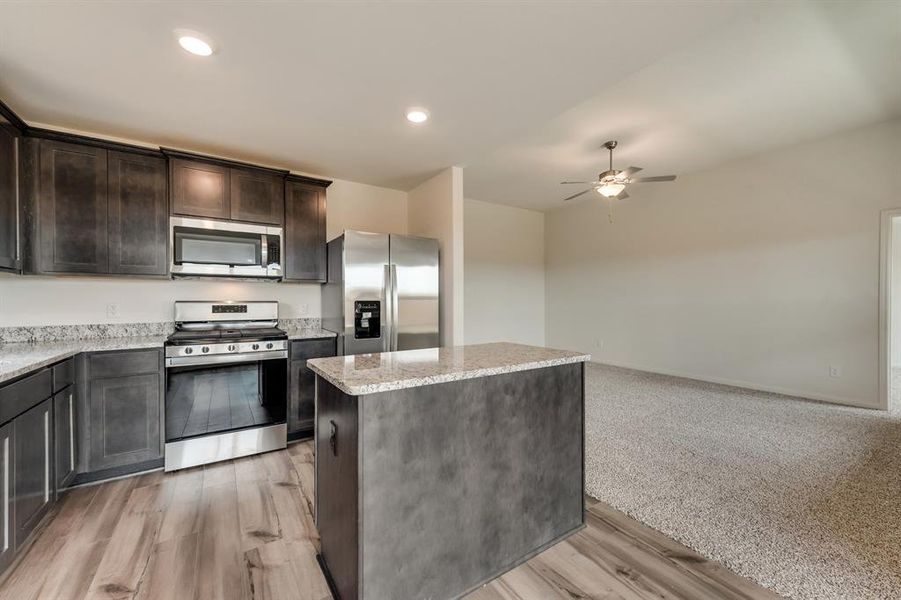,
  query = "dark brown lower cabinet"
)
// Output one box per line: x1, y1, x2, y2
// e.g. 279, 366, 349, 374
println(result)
88, 372, 162, 471
13, 398, 52, 549
0, 421, 14, 574
288, 338, 337, 438
53, 385, 76, 491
